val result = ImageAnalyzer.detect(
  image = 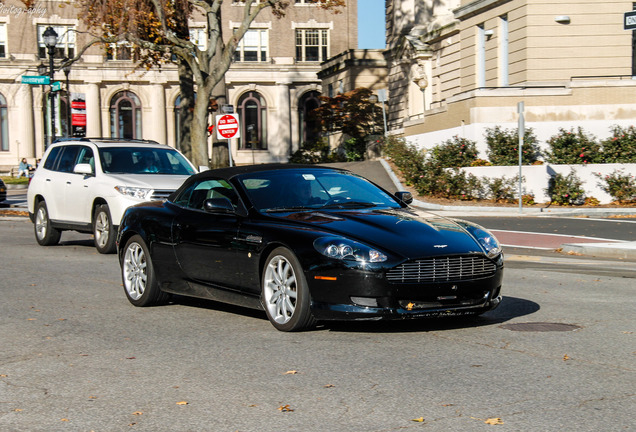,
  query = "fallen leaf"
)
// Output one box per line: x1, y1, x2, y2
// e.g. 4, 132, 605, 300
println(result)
132, 411, 143, 416
0, 374, 7, 378
278, 404, 294, 412
61, 418, 69, 422
284, 370, 299, 375
622, 331, 633, 334
88, 396, 98, 400
14, 408, 23, 412
485, 417, 504, 425
563, 354, 571, 361
441, 403, 454, 407
27, 318, 36, 321
324, 384, 335, 388
176, 401, 188, 406
126, 357, 136, 360
411, 417, 425, 422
